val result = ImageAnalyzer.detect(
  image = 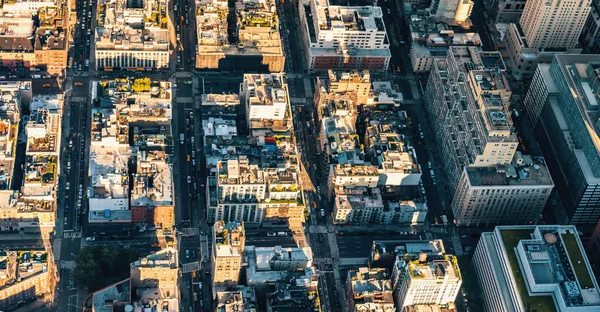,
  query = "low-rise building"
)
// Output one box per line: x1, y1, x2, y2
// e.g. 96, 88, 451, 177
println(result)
95, 0, 170, 71
244, 245, 315, 286
242, 73, 288, 121
0, 248, 56, 311
333, 186, 384, 224
346, 267, 395, 312
130, 247, 178, 298
473, 225, 600, 311
215, 286, 258, 312
266, 281, 321, 311
328, 164, 379, 192
195, 0, 285, 72
452, 153, 553, 227
299, 0, 391, 72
